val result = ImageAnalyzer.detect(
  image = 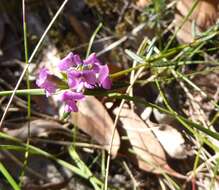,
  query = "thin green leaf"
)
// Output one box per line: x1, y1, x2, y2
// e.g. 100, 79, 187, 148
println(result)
68, 146, 102, 190
86, 23, 103, 58
0, 161, 20, 190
